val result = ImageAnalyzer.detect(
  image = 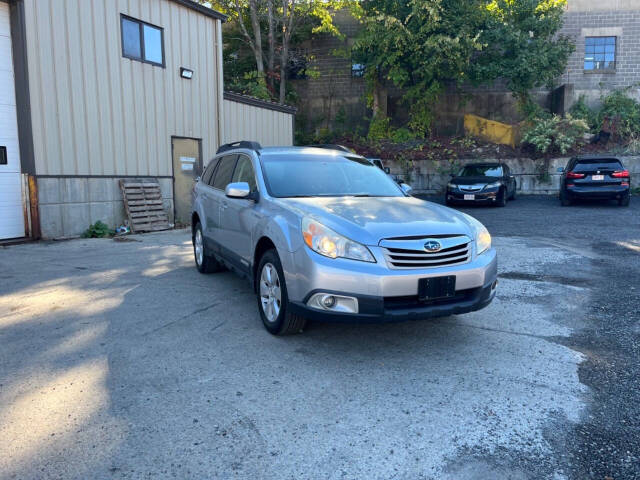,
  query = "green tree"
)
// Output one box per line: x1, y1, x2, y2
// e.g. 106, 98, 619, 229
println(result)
209, 0, 348, 104
353, 0, 485, 135
469, 0, 574, 112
